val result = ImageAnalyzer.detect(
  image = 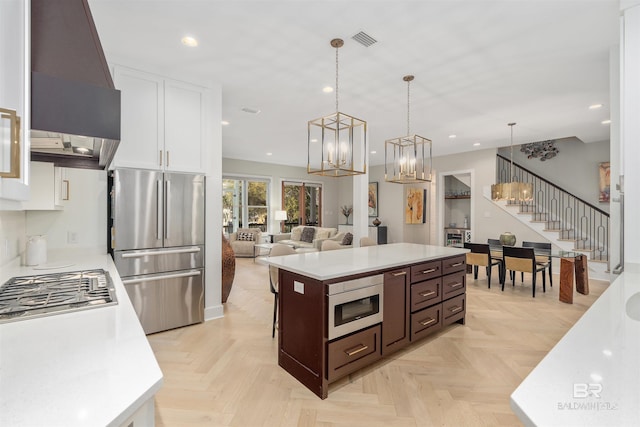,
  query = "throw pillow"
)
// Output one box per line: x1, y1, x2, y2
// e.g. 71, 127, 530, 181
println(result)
300, 227, 316, 243
316, 229, 331, 240
237, 231, 254, 241
291, 226, 303, 241
341, 232, 353, 246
